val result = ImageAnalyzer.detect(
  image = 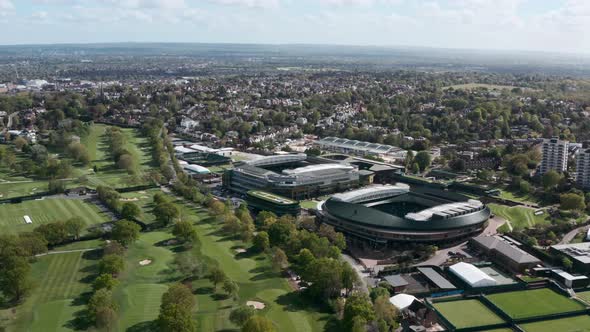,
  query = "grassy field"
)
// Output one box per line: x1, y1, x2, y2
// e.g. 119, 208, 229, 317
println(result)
433, 299, 506, 329
576, 290, 590, 304
519, 315, 590, 332
487, 288, 586, 319
0, 198, 111, 234
497, 189, 540, 205
80, 124, 154, 188
0, 249, 99, 332
488, 203, 550, 230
